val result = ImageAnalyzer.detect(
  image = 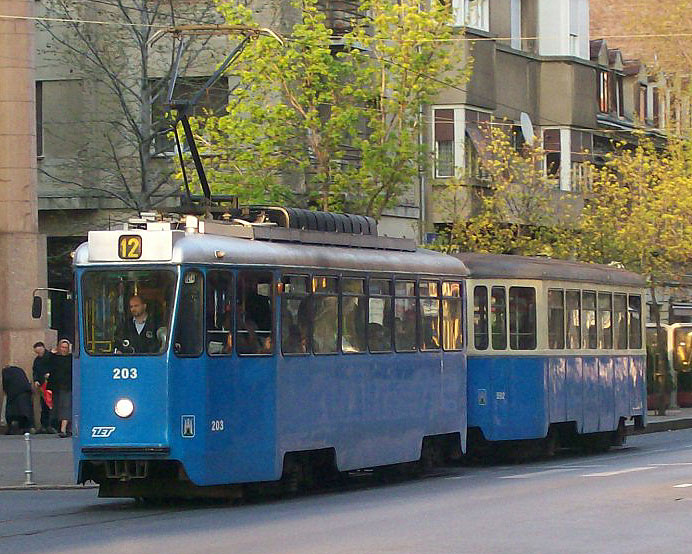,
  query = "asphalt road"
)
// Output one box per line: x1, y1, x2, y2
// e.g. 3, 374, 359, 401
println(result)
2, 430, 692, 554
